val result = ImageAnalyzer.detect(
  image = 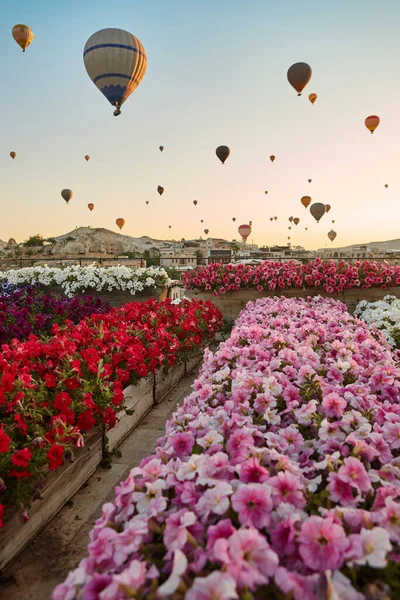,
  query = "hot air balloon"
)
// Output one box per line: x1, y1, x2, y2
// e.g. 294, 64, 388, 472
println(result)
232, 217, 236, 222
116, 218, 125, 230
201, 220, 204, 223
289, 216, 293, 222
270, 155, 275, 162
249, 221, 252, 227
310, 202, 325, 223
238, 224, 252, 243
332, 220, 335, 224
12, 24, 34, 52
287, 62, 312, 96
293, 218, 300, 225
385, 184, 389, 189
88, 203, 95, 211
61, 189, 73, 204
308, 179, 312, 183
328, 230, 337, 242
325, 204, 331, 213
308, 93, 317, 104
274, 216, 278, 221
288, 226, 292, 230
169, 225, 172, 229
204, 229, 209, 235
193, 200, 198, 206
305, 227, 308, 231
216, 146, 230, 164
83, 29, 147, 116
288, 237, 291, 240
10, 152, 16, 160
157, 186, 164, 196
270, 217, 273, 221
85, 155, 90, 162
146, 201, 149, 205
265, 191, 268, 195
301, 196, 311, 208
159, 146, 164, 152
365, 115, 380, 134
